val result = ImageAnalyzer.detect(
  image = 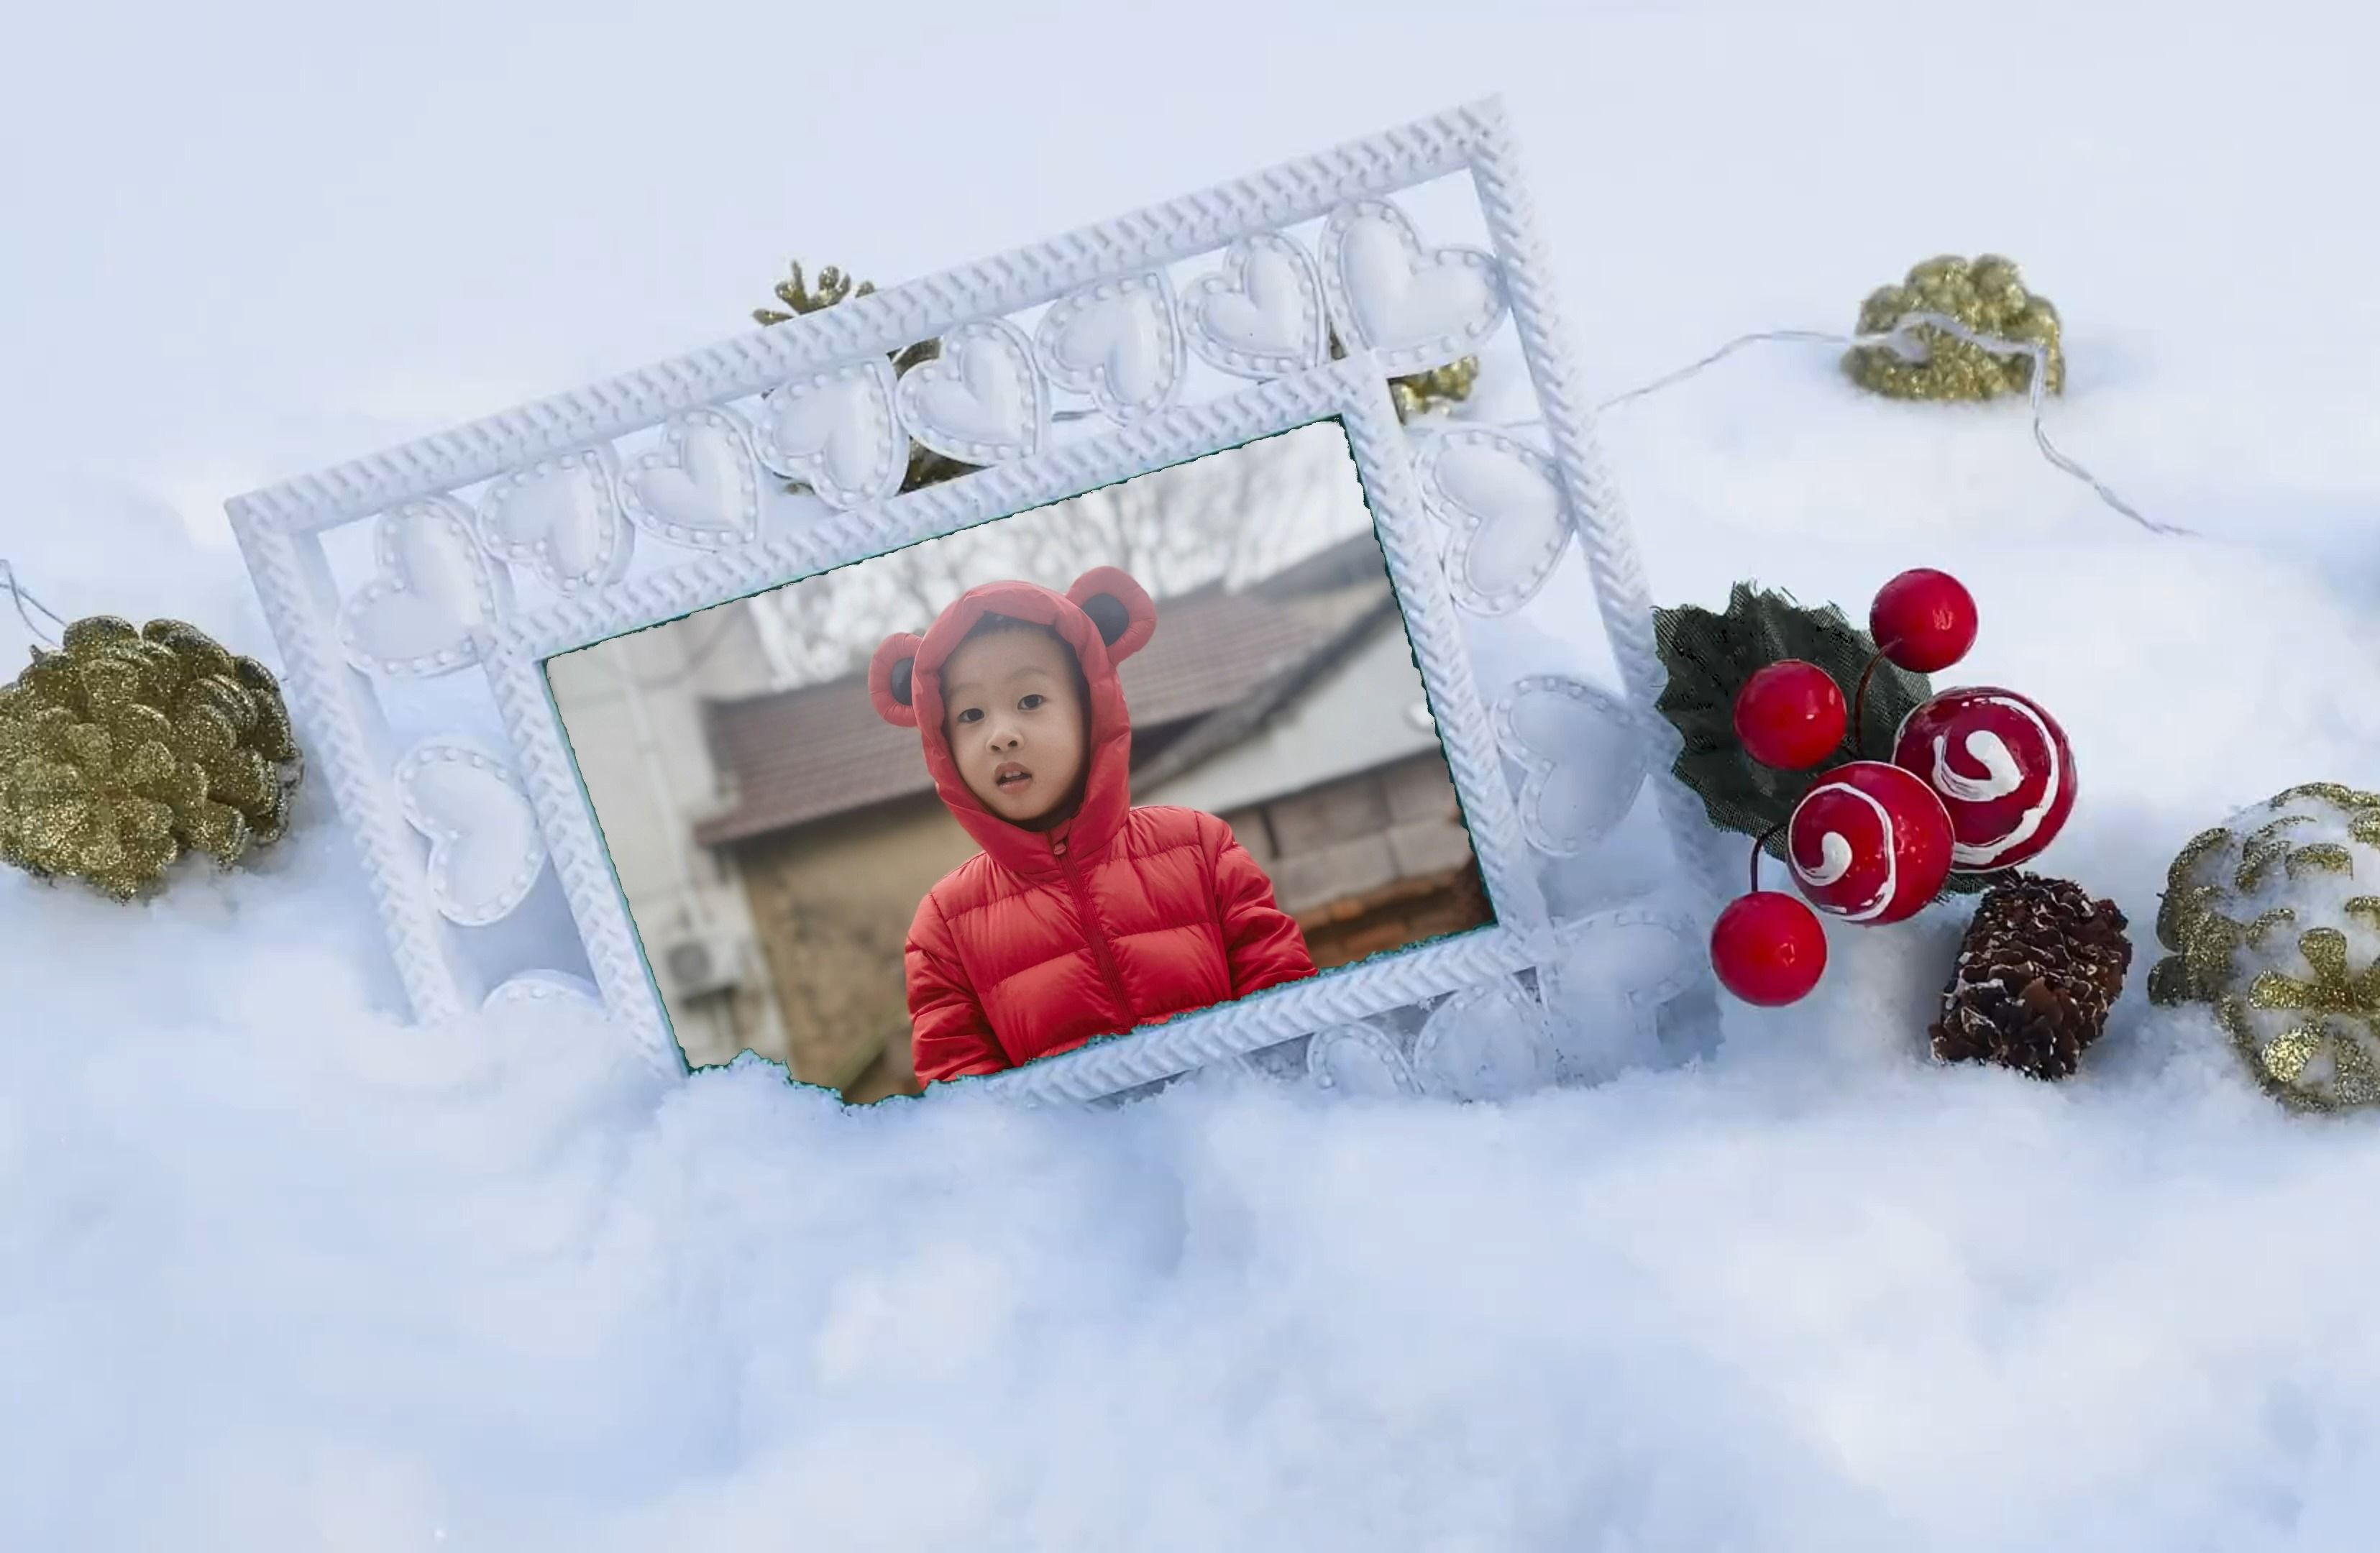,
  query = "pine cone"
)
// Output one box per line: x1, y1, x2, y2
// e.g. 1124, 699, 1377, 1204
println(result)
0, 616, 303, 899
1930, 874, 2133, 1079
